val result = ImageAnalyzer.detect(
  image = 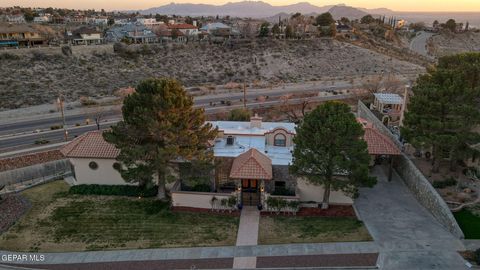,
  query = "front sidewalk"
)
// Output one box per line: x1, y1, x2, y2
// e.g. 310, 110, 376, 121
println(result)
0, 242, 378, 266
